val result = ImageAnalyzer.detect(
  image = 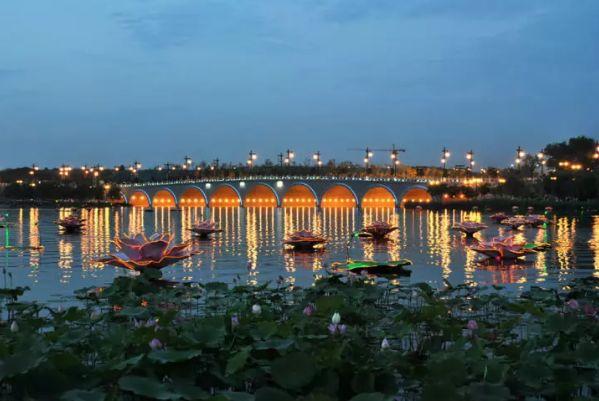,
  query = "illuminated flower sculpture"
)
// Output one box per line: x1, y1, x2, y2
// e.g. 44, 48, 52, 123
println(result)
188, 220, 222, 239
470, 236, 537, 260
490, 212, 509, 224
55, 215, 85, 233
98, 233, 199, 272
284, 230, 327, 250
358, 221, 398, 239
452, 221, 487, 237
500, 216, 528, 230
524, 214, 548, 228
